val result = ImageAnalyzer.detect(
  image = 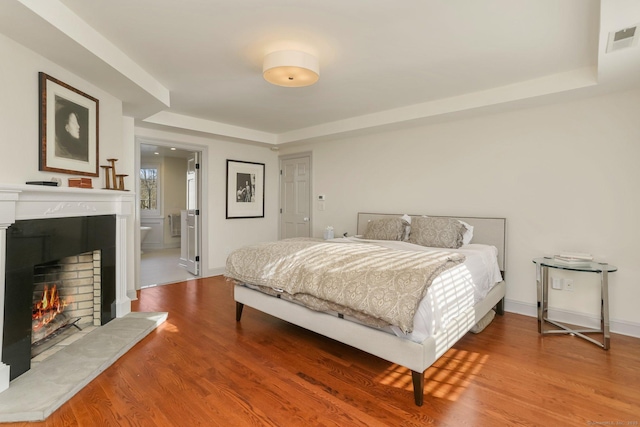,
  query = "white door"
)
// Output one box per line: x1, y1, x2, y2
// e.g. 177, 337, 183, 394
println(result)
185, 152, 200, 275
280, 155, 311, 239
